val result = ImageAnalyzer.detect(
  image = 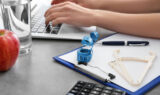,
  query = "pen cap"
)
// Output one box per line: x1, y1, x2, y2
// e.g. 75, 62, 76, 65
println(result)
81, 36, 94, 46
90, 32, 99, 43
